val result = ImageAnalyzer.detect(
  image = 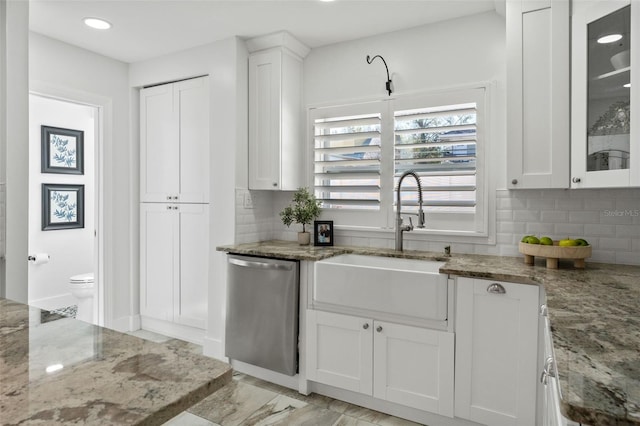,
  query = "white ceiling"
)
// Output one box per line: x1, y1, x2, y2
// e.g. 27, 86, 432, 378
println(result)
29, 0, 502, 64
